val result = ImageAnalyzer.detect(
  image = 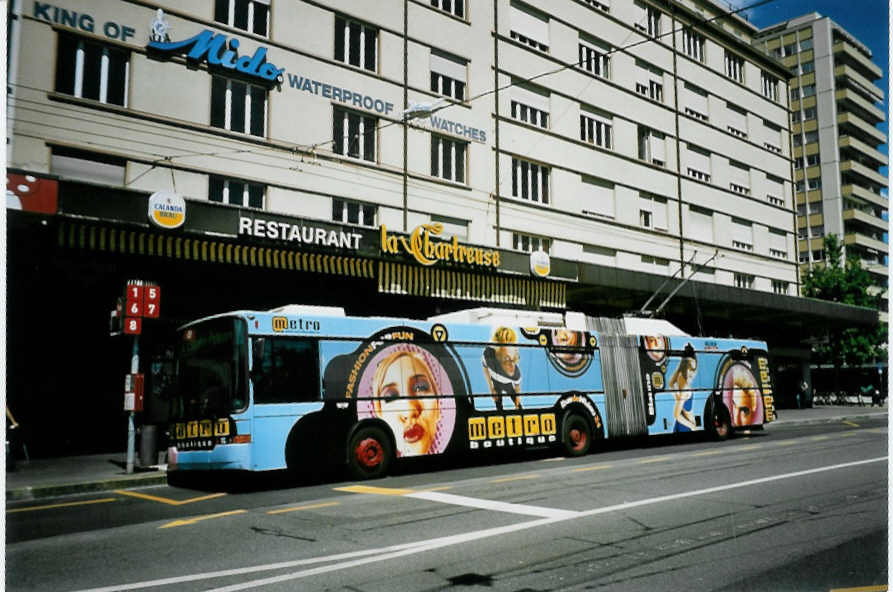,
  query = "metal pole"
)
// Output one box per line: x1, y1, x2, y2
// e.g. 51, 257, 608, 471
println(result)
126, 334, 139, 474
